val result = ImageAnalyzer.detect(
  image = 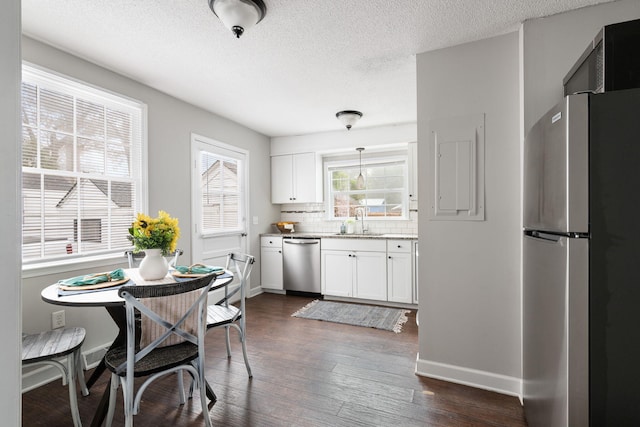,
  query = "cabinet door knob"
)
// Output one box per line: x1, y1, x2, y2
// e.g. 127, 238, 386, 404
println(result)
388, 256, 392, 259
279, 250, 281, 253
397, 245, 401, 248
